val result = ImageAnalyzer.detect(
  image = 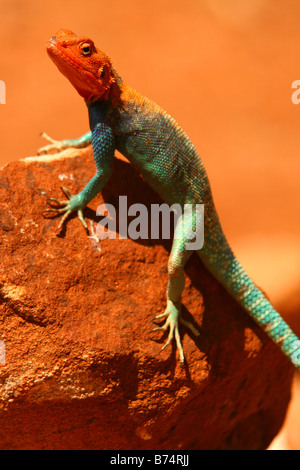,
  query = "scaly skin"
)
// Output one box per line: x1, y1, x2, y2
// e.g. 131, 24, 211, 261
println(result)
40, 29, 300, 368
